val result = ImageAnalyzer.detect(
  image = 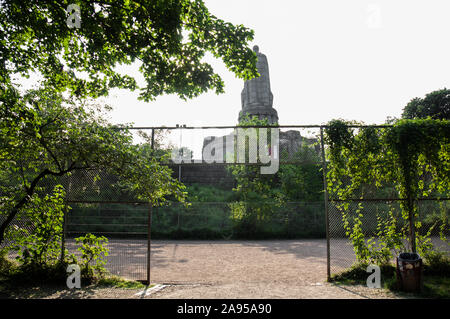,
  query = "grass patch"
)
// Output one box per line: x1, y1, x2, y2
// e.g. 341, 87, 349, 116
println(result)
421, 276, 450, 299
97, 276, 147, 290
